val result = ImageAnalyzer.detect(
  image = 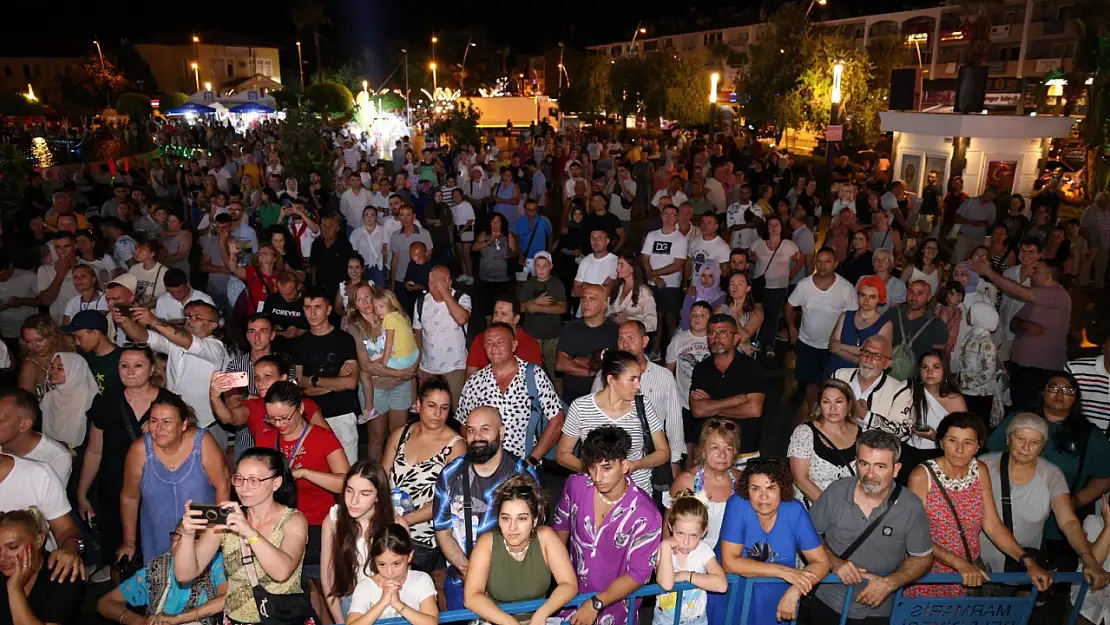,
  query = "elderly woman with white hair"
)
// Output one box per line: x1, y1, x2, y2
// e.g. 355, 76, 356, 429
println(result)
979, 412, 1110, 590
865, 248, 907, 314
